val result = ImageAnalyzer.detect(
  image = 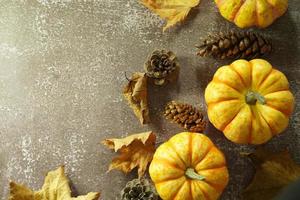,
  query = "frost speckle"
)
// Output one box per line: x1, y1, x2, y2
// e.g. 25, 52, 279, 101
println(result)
0, 43, 22, 59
